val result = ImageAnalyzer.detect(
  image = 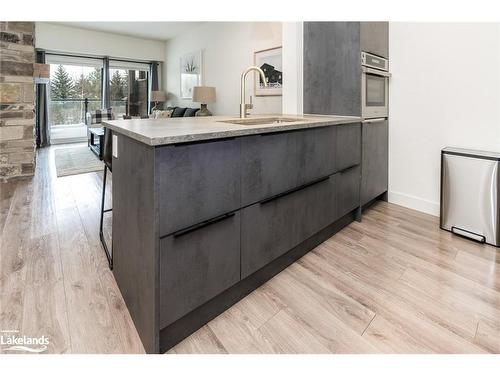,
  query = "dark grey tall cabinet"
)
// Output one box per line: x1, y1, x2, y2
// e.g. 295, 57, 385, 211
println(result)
303, 21, 389, 207
303, 22, 361, 117
360, 22, 389, 59
360, 119, 388, 206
